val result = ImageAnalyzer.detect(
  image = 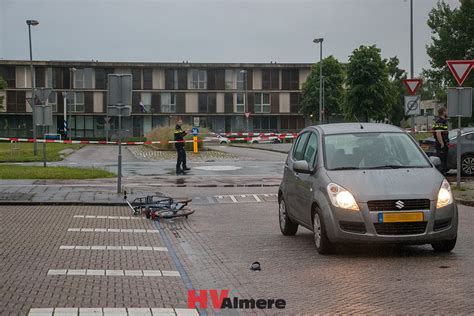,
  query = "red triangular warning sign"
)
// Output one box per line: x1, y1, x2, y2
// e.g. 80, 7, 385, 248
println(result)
403, 79, 422, 95
446, 60, 474, 86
